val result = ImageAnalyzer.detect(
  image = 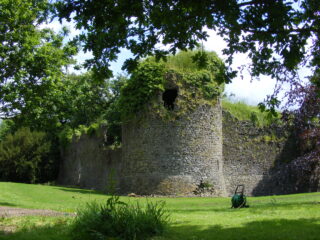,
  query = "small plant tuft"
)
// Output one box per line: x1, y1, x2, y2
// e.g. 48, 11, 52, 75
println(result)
71, 195, 169, 240
193, 180, 215, 195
